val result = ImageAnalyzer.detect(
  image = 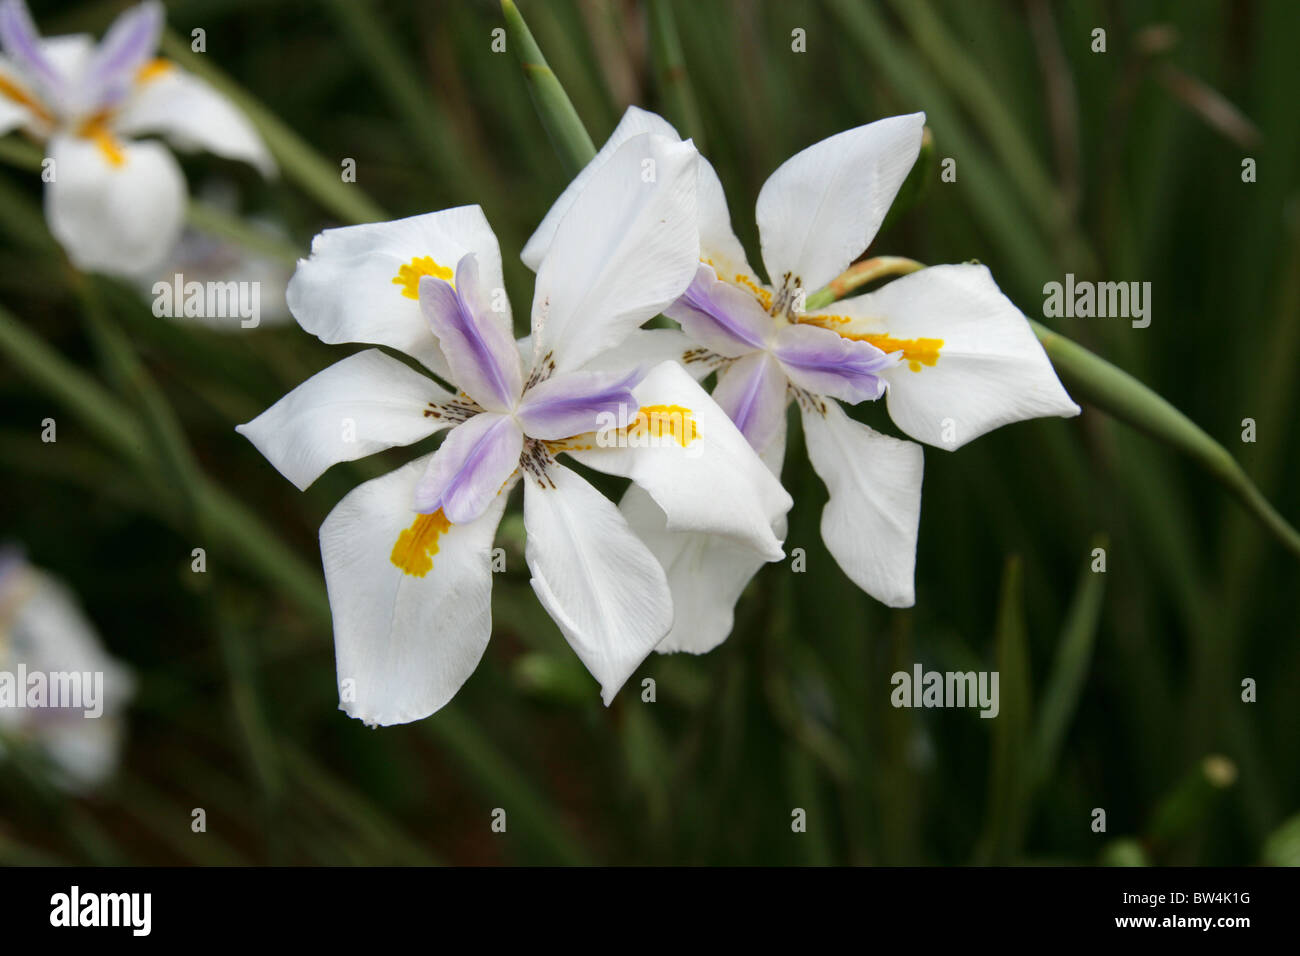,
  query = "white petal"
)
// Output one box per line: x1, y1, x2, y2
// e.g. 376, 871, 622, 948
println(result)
321, 454, 508, 726
800, 398, 923, 607
578, 328, 715, 382
5, 570, 136, 713
814, 263, 1081, 448
755, 113, 924, 293
626, 410, 787, 656
45, 132, 185, 278
621, 487, 765, 655
0, 566, 134, 789
286, 205, 509, 378
236, 349, 453, 491
115, 63, 275, 176
523, 462, 671, 705
530, 132, 699, 373
567, 360, 791, 559
696, 153, 758, 284
521, 105, 681, 271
